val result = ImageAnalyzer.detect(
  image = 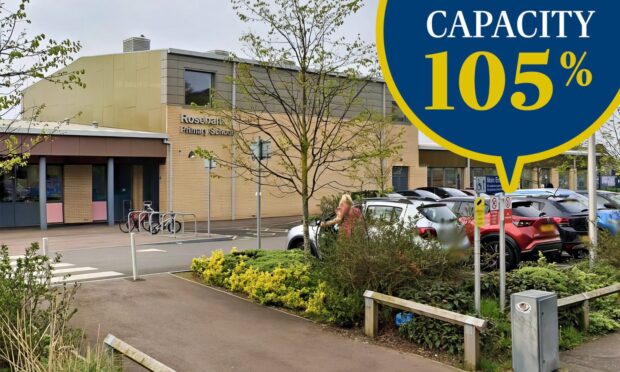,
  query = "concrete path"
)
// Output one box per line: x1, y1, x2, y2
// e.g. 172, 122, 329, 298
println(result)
71, 274, 457, 372
561, 331, 620, 372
